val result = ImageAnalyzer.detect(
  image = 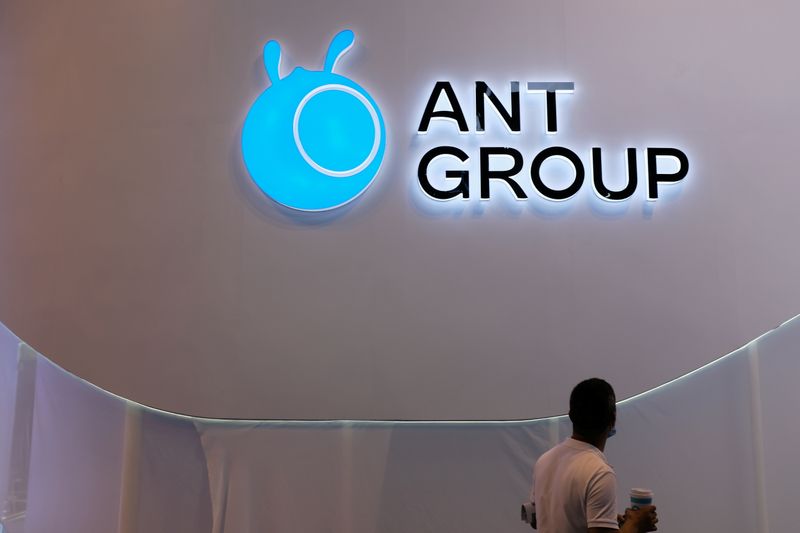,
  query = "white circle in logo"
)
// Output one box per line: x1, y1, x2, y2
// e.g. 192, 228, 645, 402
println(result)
293, 84, 382, 178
